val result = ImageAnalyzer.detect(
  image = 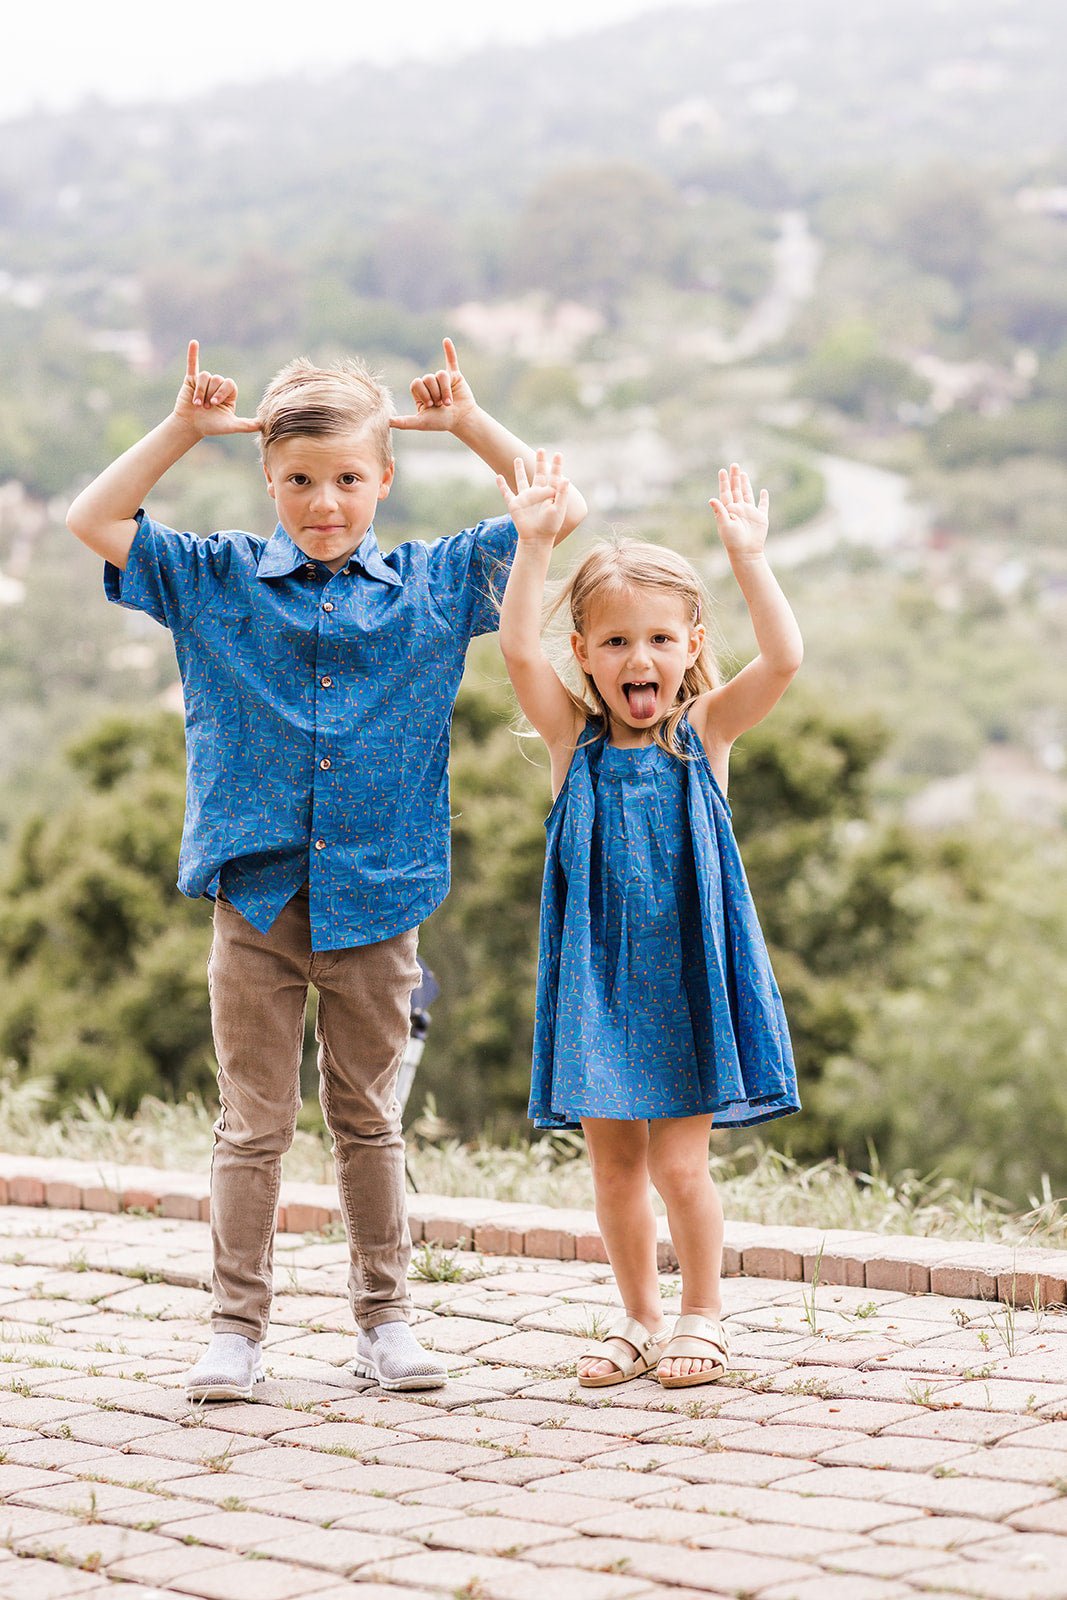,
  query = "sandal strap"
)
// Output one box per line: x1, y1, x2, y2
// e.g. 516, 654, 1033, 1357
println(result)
579, 1315, 668, 1368
661, 1315, 730, 1363
610, 1316, 668, 1359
